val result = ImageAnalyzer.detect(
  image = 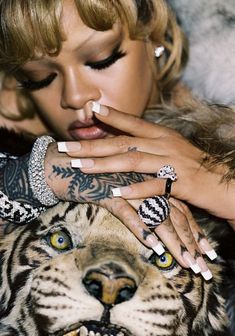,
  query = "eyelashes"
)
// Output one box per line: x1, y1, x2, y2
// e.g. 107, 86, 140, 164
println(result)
17, 45, 127, 91
17, 73, 57, 91
86, 45, 126, 70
